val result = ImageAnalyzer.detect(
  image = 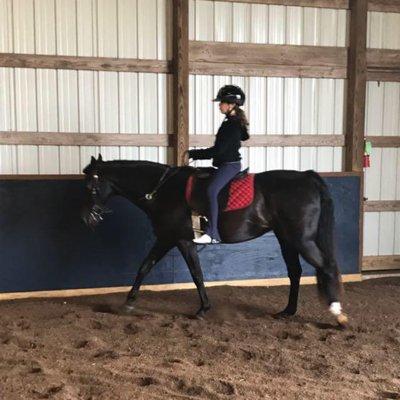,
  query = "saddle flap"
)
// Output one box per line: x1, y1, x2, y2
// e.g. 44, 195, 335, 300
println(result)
185, 168, 254, 214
